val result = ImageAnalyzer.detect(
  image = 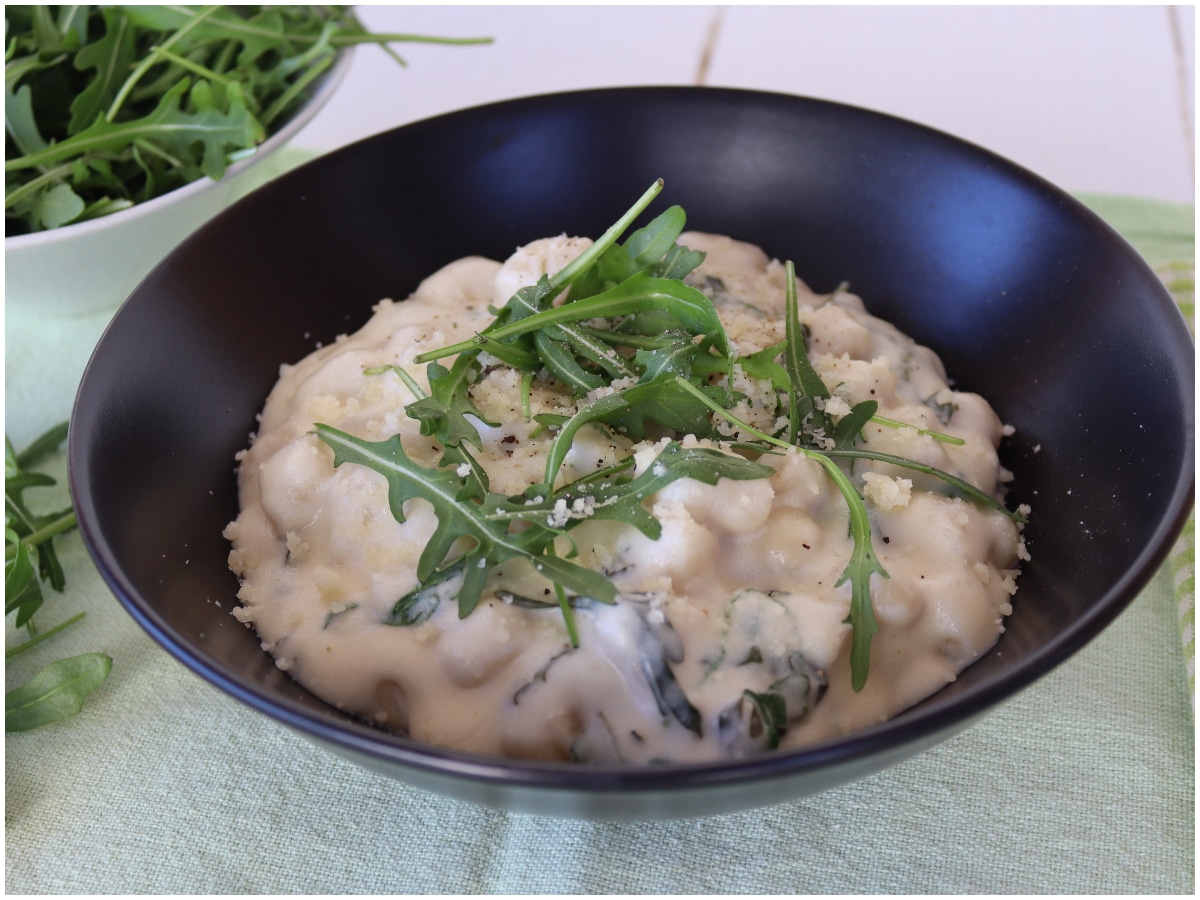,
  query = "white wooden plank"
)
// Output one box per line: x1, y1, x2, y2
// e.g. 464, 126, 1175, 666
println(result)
295, 5, 716, 152
295, 5, 1192, 205
704, 4, 1193, 203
